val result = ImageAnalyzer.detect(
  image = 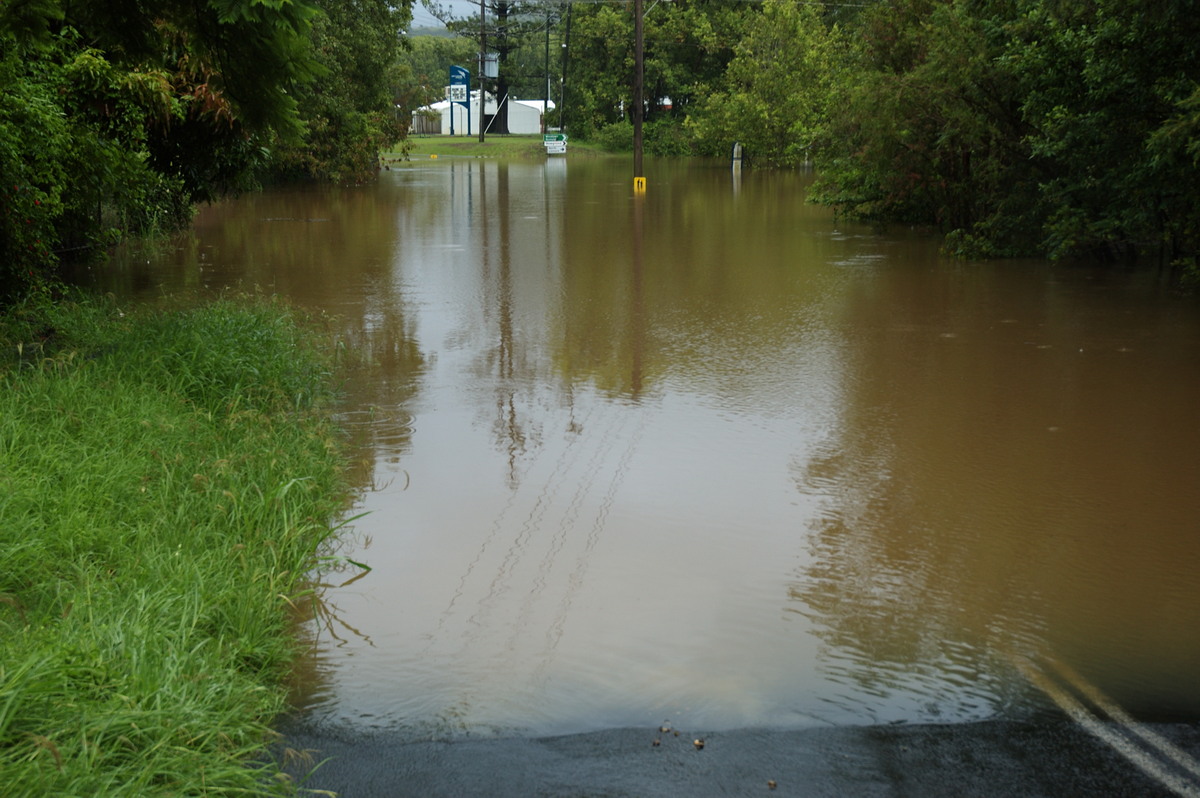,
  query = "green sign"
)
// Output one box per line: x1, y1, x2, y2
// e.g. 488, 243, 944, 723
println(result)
543, 133, 567, 142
